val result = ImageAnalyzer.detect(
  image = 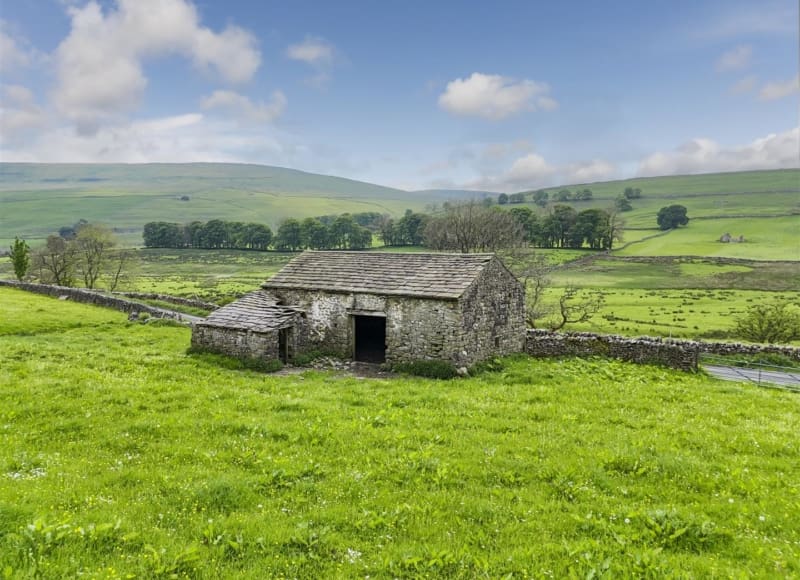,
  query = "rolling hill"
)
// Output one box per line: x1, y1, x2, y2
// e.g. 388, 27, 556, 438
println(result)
1, 163, 798, 249
0, 162, 453, 245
